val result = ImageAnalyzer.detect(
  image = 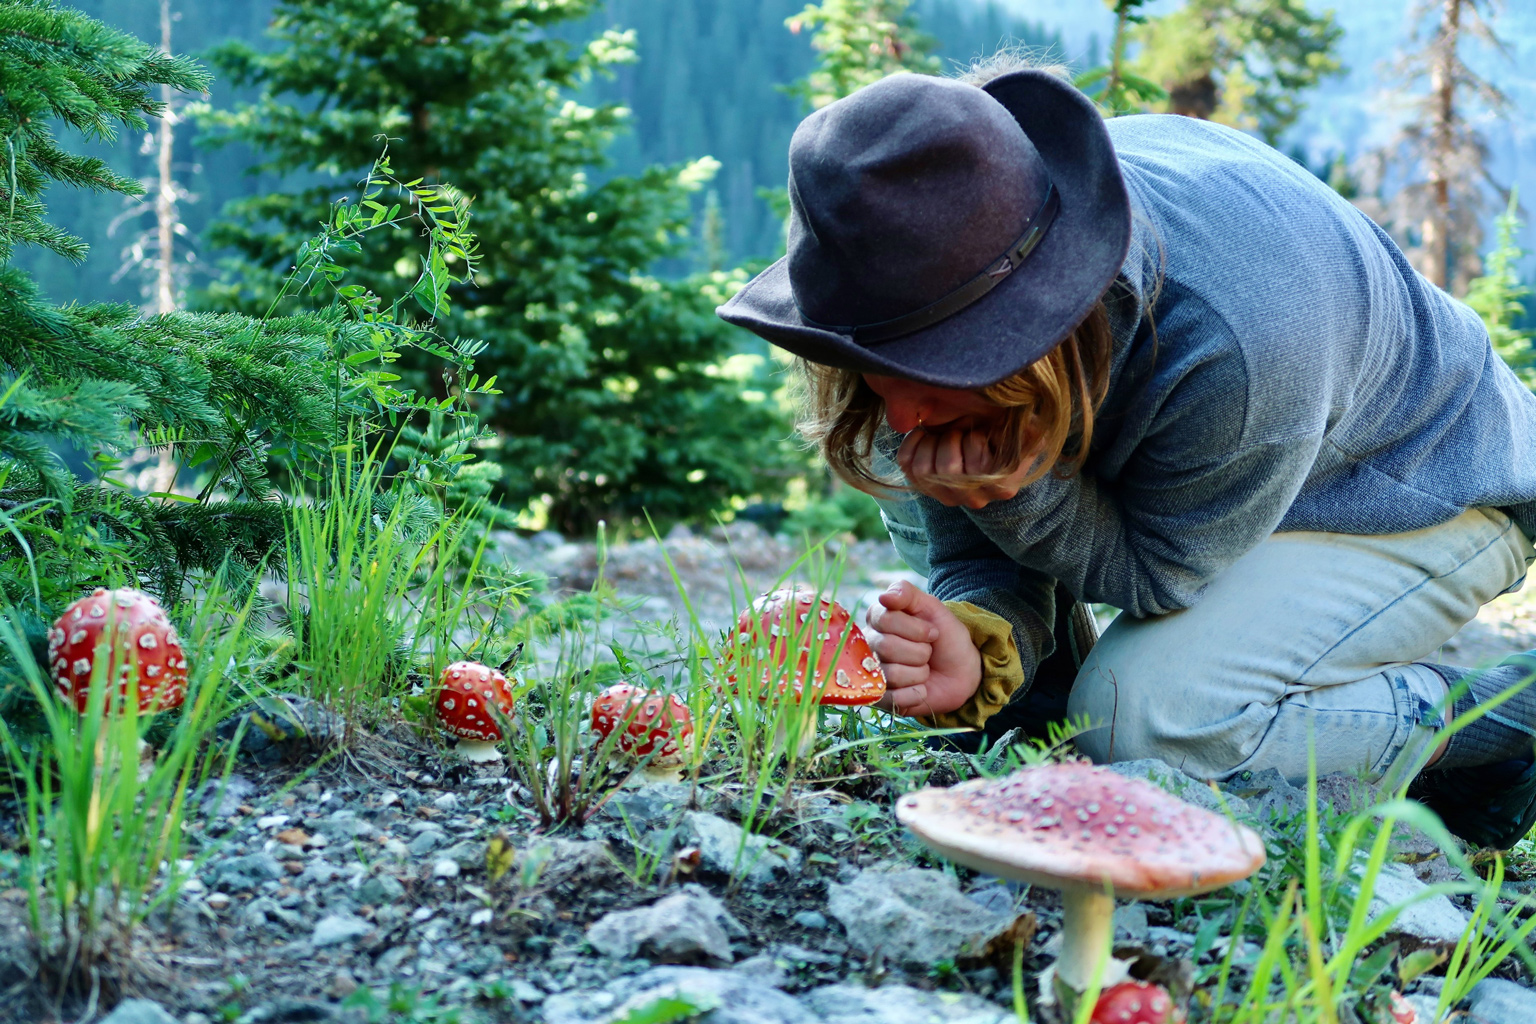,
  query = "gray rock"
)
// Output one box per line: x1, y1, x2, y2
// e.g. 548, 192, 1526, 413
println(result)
1368, 863, 1470, 946
1114, 903, 1149, 945
317, 810, 376, 841
585, 884, 745, 964
599, 781, 694, 831
357, 874, 405, 905
792, 911, 828, 930
827, 865, 1015, 965
243, 896, 302, 931
209, 853, 283, 892
964, 883, 1016, 916
516, 837, 618, 888
1222, 767, 1309, 820
1467, 978, 1536, 1024
439, 840, 484, 872
311, 913, 373, 948
681, 812, 802, 885
230, 999, 336, 1022
98, 999, 179, 1024
1108, 759, 1250, 816
803, 983, 1013, 1024
215, 695, 344, 766
407, 830, 447, 856
198, 774, 256, 818
431, 858, 460, 879
542, 965, 813, 1024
